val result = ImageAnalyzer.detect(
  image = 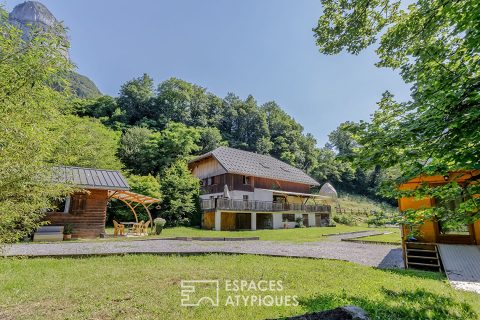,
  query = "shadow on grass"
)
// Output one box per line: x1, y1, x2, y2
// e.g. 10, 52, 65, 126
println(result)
298, 287, 476, 320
